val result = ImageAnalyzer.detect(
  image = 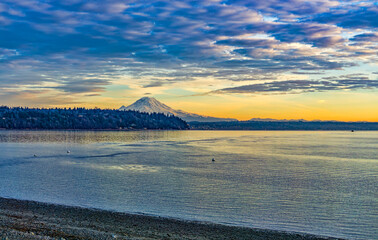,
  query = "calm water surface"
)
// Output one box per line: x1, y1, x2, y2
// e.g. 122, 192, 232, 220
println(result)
0, 130, 377, 240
